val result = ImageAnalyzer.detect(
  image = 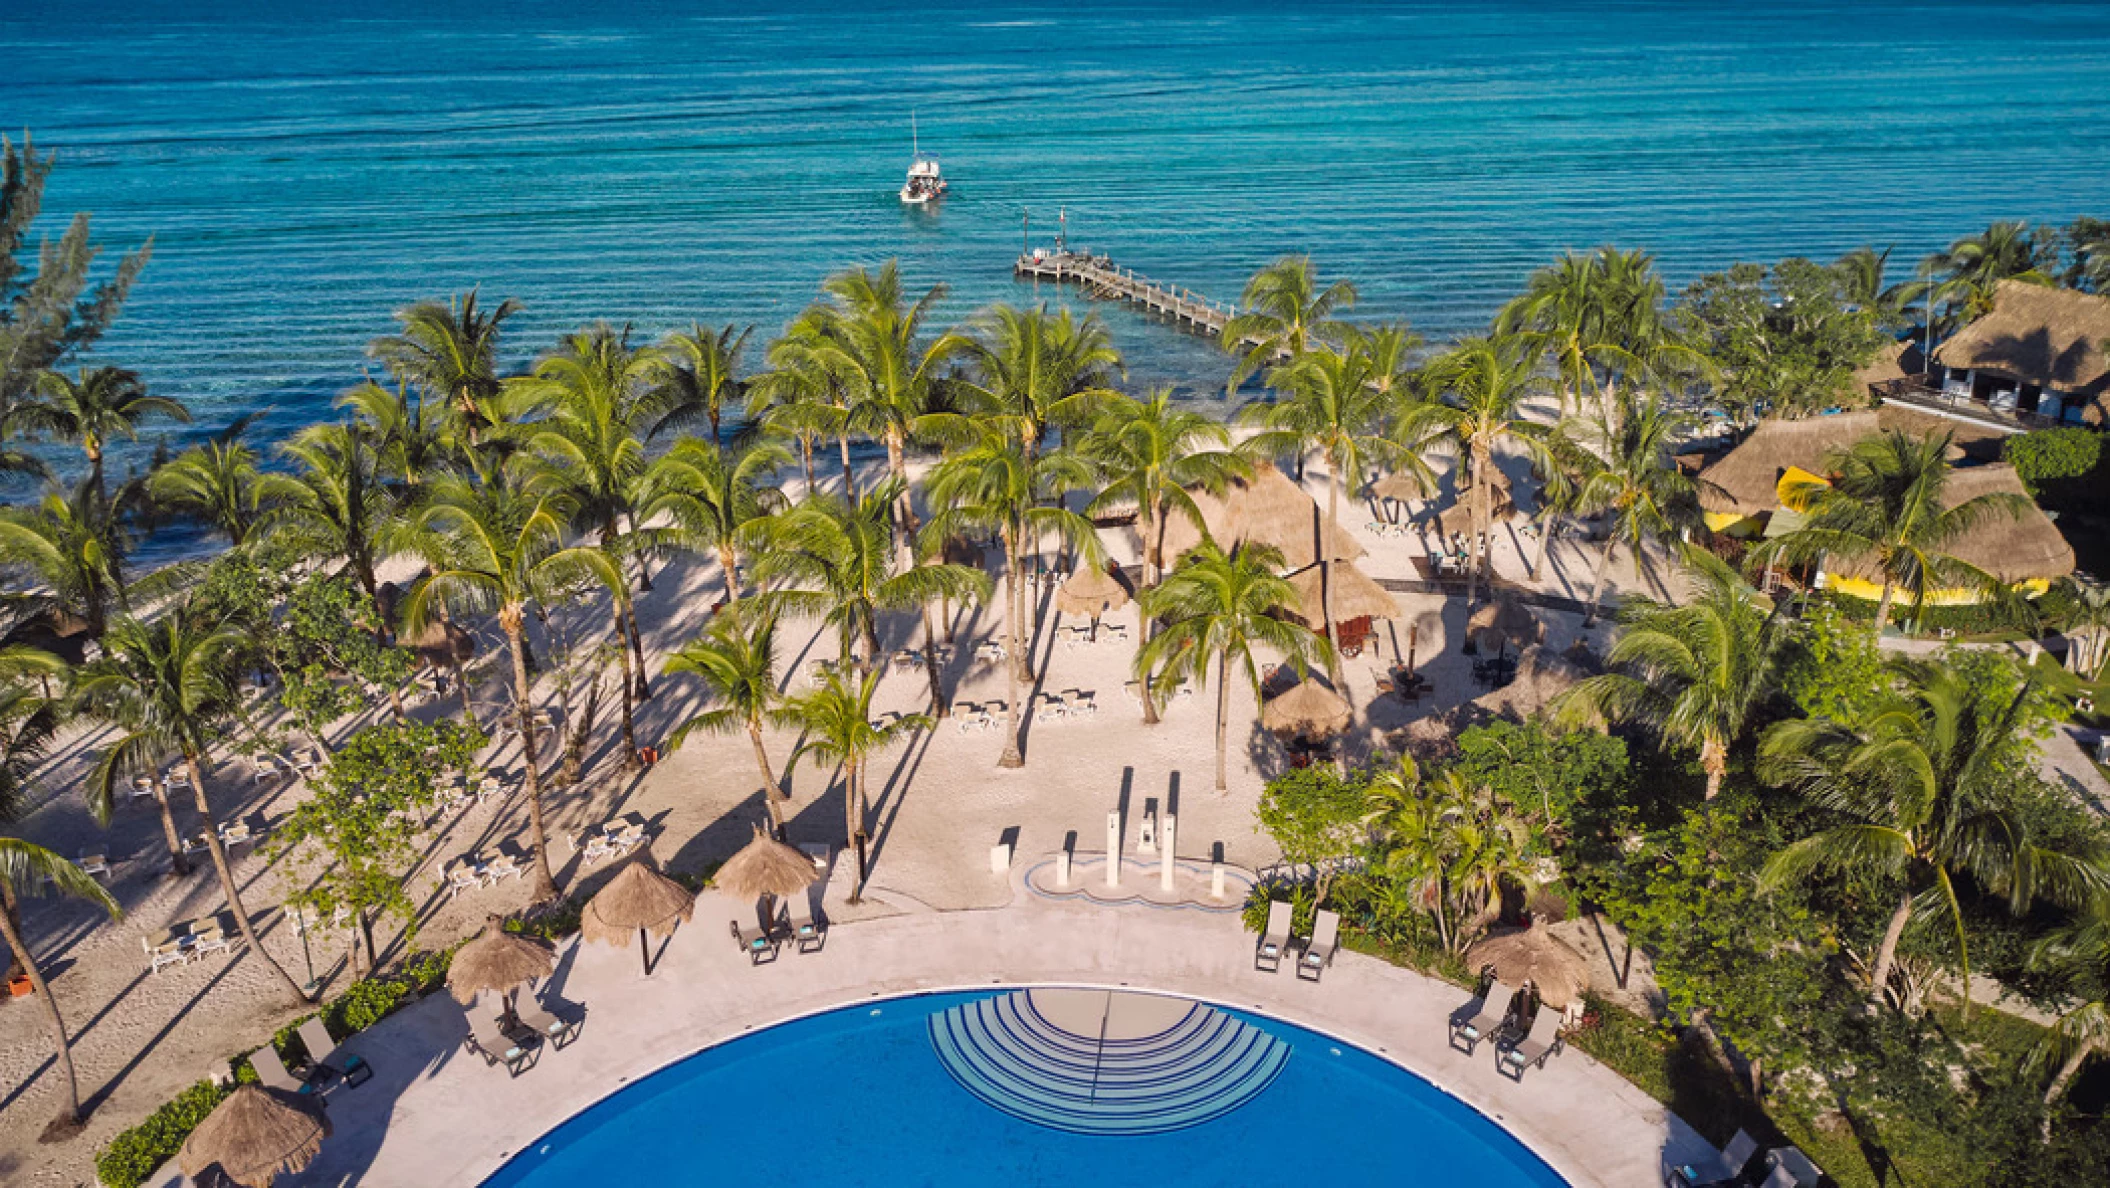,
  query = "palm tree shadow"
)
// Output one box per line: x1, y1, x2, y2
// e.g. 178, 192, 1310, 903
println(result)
864, 723, 936, 879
